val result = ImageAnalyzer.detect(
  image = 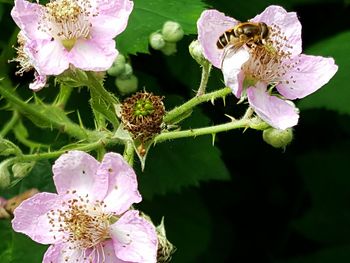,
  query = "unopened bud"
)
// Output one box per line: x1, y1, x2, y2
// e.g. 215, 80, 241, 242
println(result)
107, 54, 126, 77
149, 32, 166, 50
263, 128, 293, 149
156, 217, 176, 262
0, 159, 12, 188
162, 21, 184, 43
115, 75, 138, 95
161, 42, 177, 56
119, 63, 133, 79
12, 161, 35, 179
189, 40, 208, 66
